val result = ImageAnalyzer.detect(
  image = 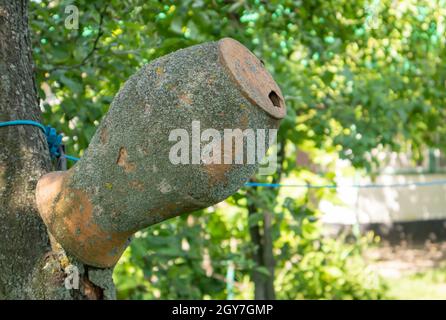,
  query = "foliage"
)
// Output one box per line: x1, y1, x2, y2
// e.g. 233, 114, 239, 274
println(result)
29, 0, 446, 299
114, 192, 386, 299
